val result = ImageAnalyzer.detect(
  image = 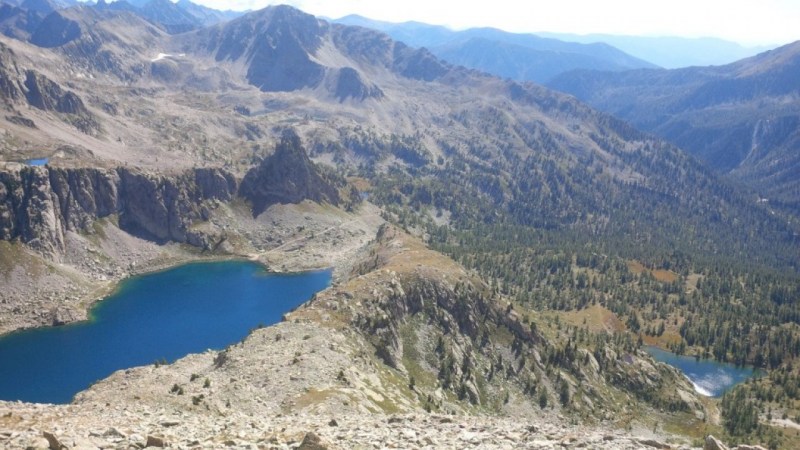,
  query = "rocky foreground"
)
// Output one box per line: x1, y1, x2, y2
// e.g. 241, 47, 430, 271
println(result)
0, 404, 732, 449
